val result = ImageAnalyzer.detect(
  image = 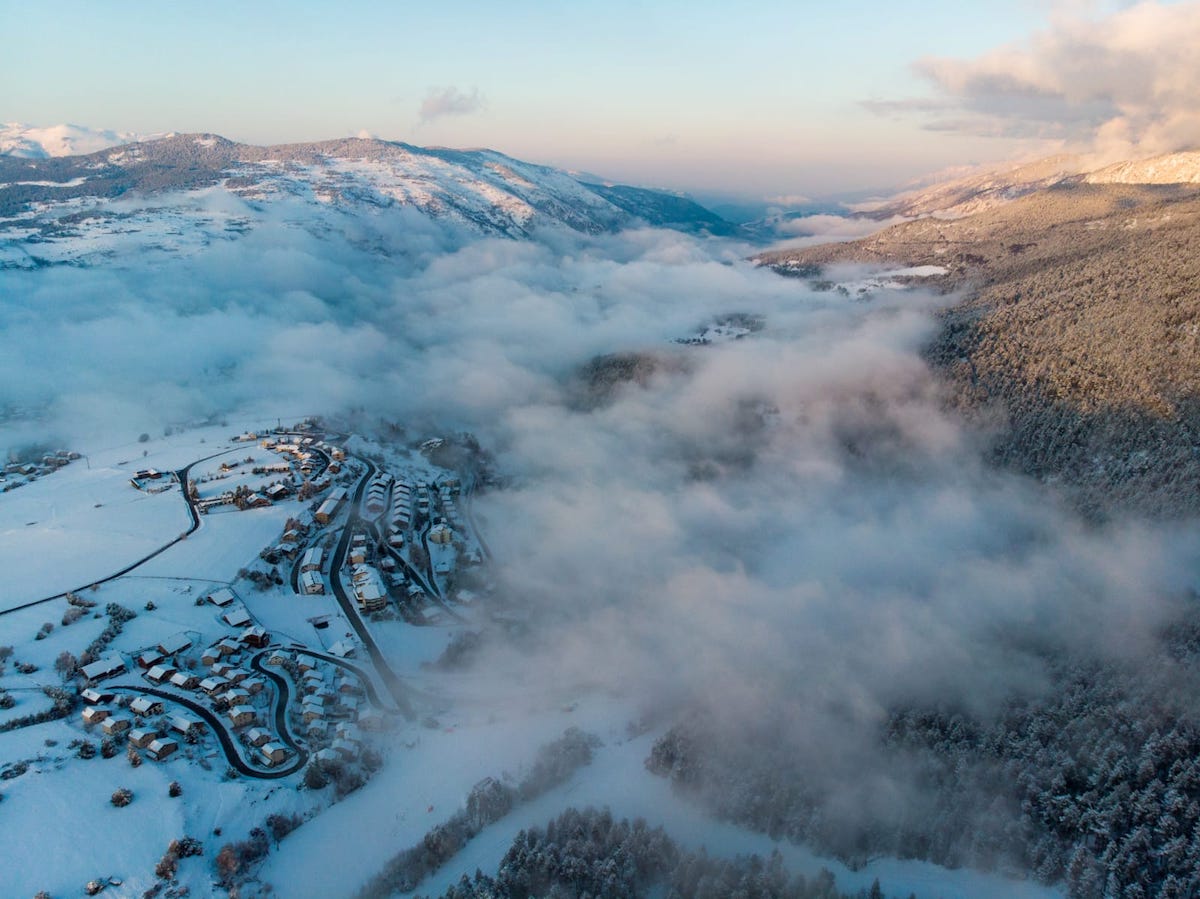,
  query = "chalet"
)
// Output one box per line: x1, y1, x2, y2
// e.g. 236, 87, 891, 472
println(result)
265, 650, 290, 666
224, 668, 250, 684
206, 588, 236, 607
134, 468, 162, 480
327, 460, 342, 474
306, 721, 328, 740
335, 674, 360, 694
169, 714, 203, 738
81, 706, 111, 725
130, 697, 164, 717
260, 742, 289, 766
281, 528, 302, 543
348, 546, 367, 565
296, 657, 317, 673
239, 625, 270, 648
146, 738, 179, 761
228, 705, 257, 728
169, 671, 200, 690
302, 701, 325, 723
300, 547, 324, 573
210, 661, 236, 678
235, 431, 258, 442
102, 716, 132, 736
199, 676, 229, 696
223, 608, 252, 628
245, 492, 271, 509
157, 633, 193, 656
200, 646, 221, 666
80, 655, 127, 683
300, 571, 324, 595
216, 637, 241, 656
312, 747, 340, 765
137, 649, 165, 669
265, 484, 290, 501
328, 640, 356, 659
242, 677, 266, 695
274, 542, 300, 560
329, 447, 345, 461
332, 738, 360, 760
314, 499, 338, 525
335, 722, 362, 743
219, 689, 251, 707
127, 728, 155, 749
244, 727, 272, 747
80, 688, 114, 705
